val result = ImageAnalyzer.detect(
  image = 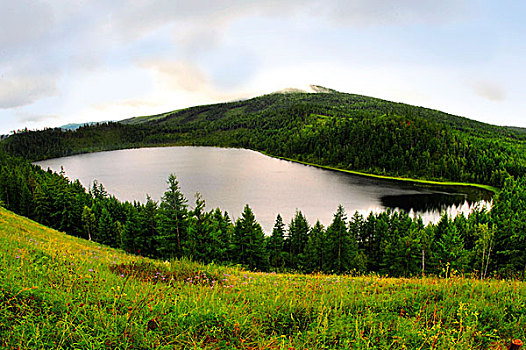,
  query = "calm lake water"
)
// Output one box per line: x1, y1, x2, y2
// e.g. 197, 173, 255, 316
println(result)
35, 146, 490, 232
